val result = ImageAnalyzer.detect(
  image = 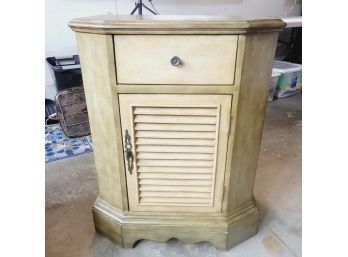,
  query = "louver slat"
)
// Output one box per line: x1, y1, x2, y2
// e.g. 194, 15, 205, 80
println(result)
136, 145, 215, 154
133, 106, 219, 206
139, 185, 212, 193
140, 191, 211, 198
136, 138, 215, 146
134, 107, 217, 116
140, 197, 211, 204
135, 123, 217, 132
137, 159, 213, 167
137, 167, 213, 174
138, 172, 213, 180
135, 131, 216, 139
137, 152, 214, 160
135, 115, 216, 124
